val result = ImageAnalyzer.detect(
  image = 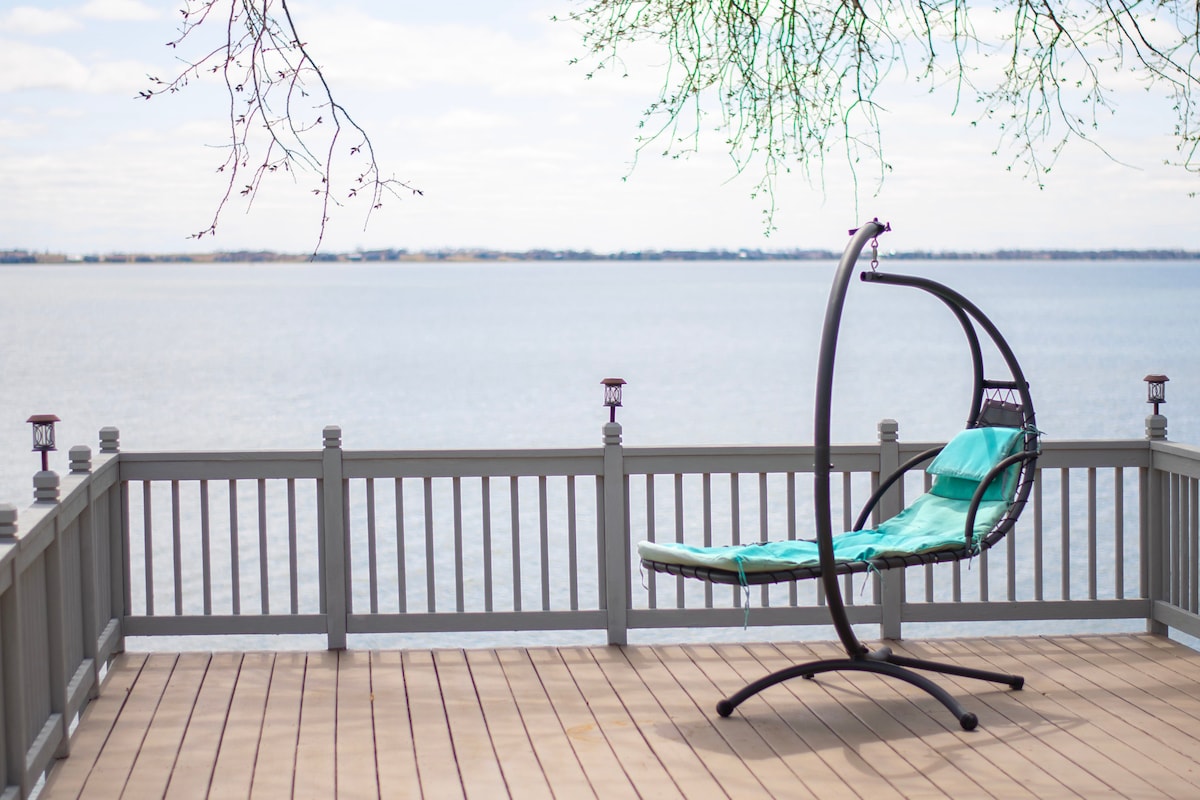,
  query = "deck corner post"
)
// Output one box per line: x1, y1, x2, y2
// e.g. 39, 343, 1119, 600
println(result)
877, 419, 903, 640
321, 426, 348, 650
602, 421, 628, 646
1145, 411, 1169, 635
